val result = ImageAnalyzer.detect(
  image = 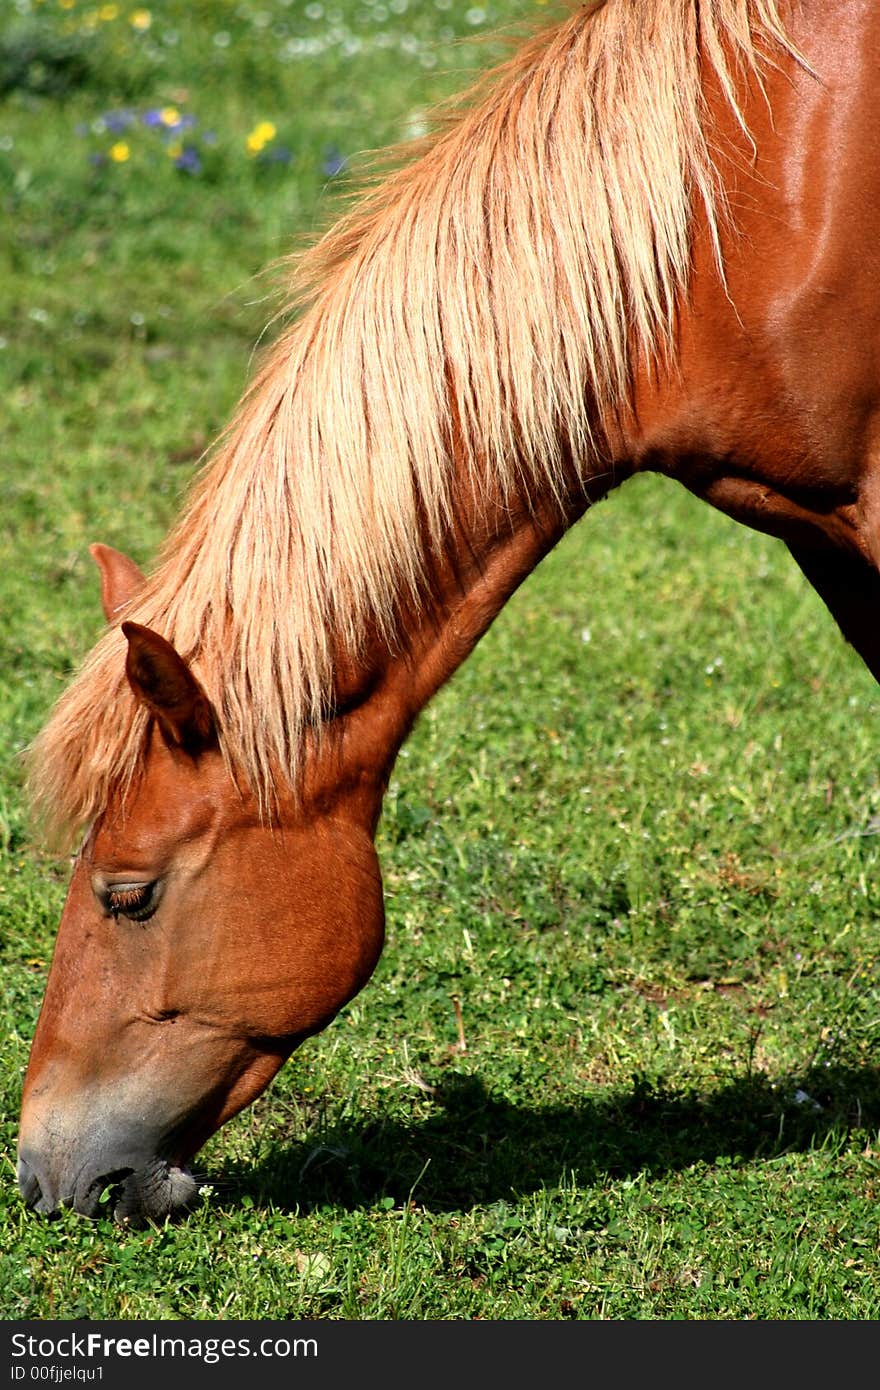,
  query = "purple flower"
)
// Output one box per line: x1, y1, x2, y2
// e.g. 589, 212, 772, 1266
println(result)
143, 106, 198, 139
262, 144, 292, 164
174, 146, 202, 174
321, 145, 345, 177
103, 109, 135, 133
